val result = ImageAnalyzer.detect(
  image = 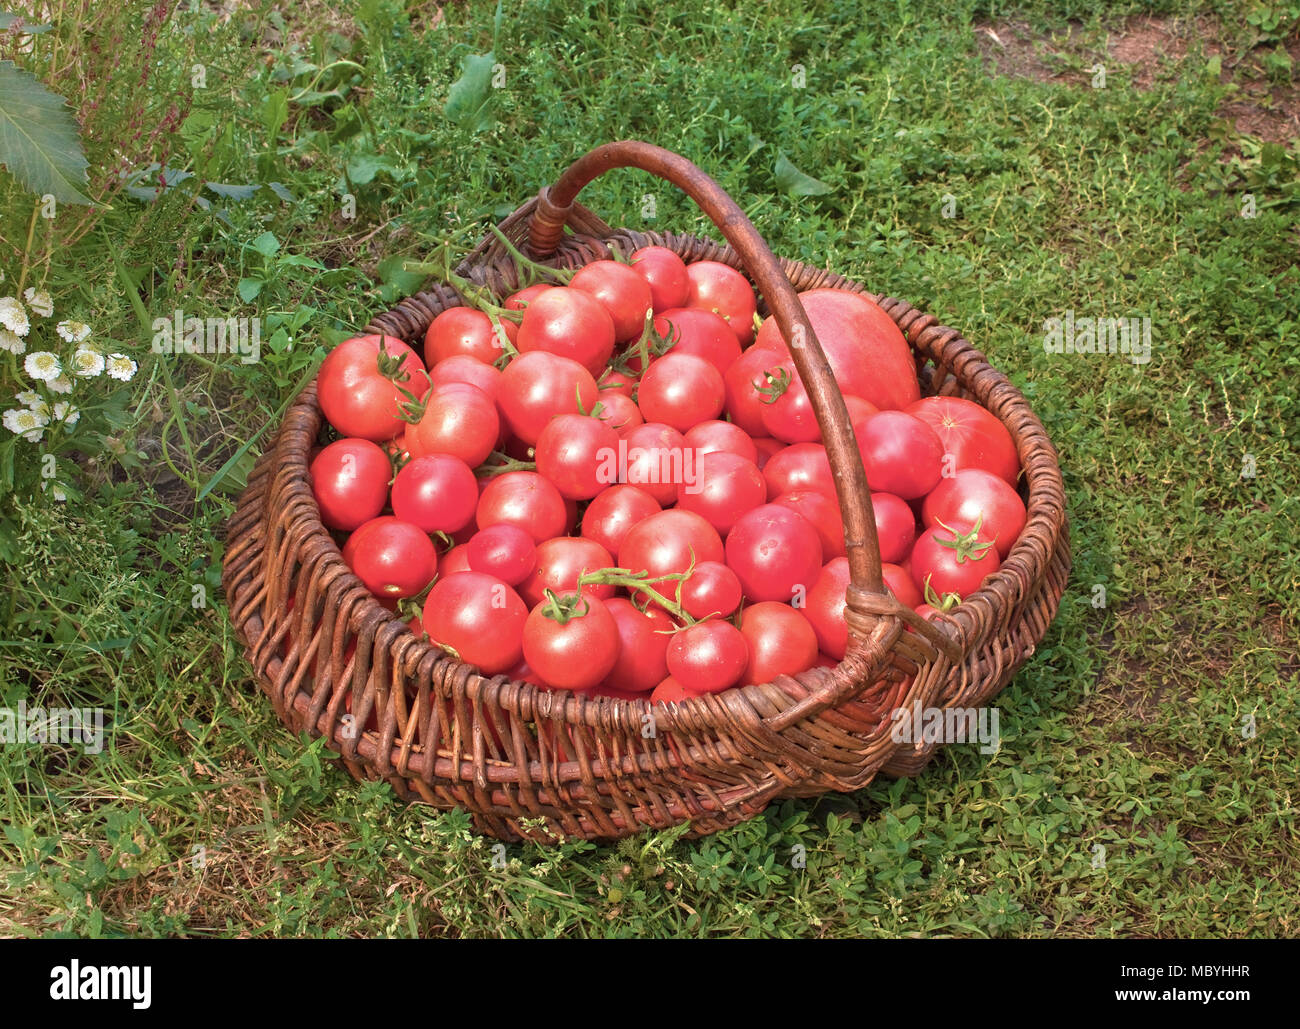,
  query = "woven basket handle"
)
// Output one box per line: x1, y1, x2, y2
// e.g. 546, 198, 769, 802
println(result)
526, 140, 888, 612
